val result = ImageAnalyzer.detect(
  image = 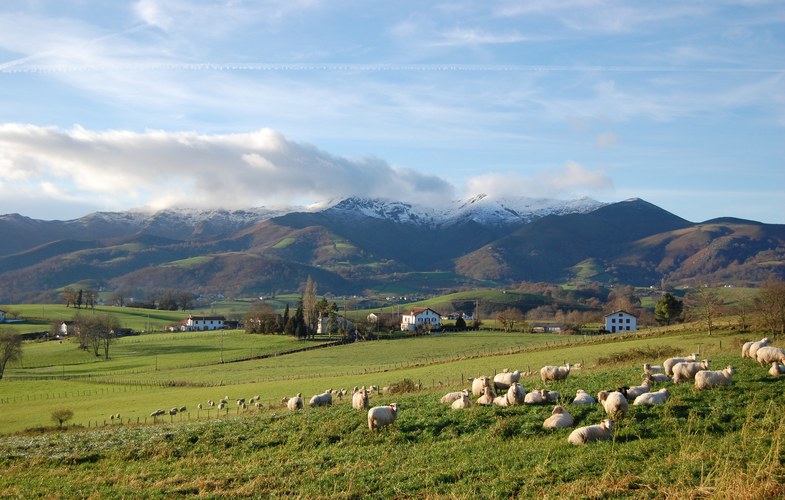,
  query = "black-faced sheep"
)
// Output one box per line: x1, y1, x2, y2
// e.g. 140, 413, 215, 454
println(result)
597, 390, 628, 420
633, 388, 670, 405
568, 419, 613, 445
694, 366, 734, 391
672, 359, 710, 384
756, 346, 785, 367
540, 364, 572, 383
287, 393, 304, 410
543, 405, 575, 429
368, 403, 399, 430
572, 389, 596, 405
663, 353, 699, 376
